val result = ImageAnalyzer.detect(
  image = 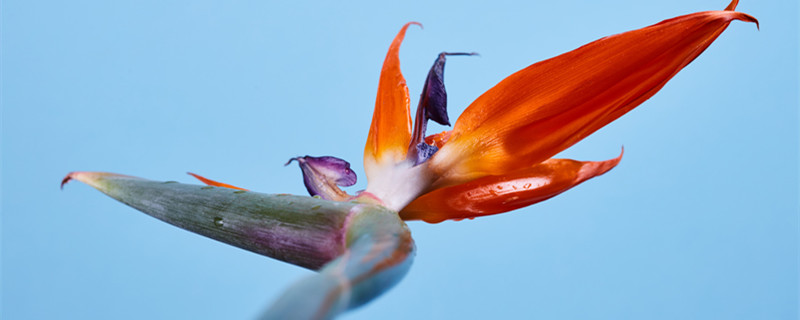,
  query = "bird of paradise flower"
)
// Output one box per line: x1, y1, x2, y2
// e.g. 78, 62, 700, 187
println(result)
62, 1, 756, 319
